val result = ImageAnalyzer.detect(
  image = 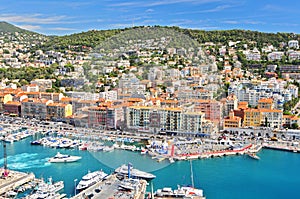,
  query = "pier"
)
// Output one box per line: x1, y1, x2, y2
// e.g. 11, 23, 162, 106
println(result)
0, 170, 35, 196
263, 142, 300, 153
72, 174, 147, 199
